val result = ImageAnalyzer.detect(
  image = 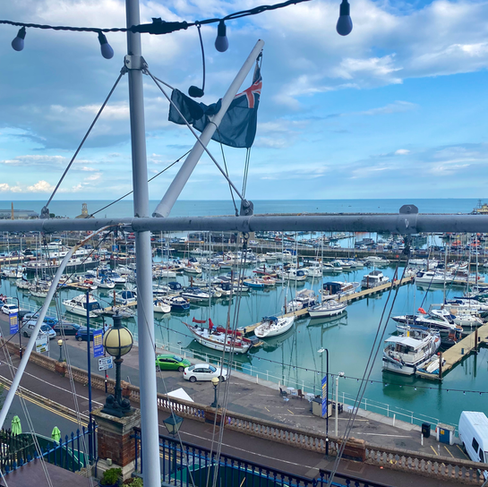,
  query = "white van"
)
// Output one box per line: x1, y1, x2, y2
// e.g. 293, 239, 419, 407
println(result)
459, 412, 488, 469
